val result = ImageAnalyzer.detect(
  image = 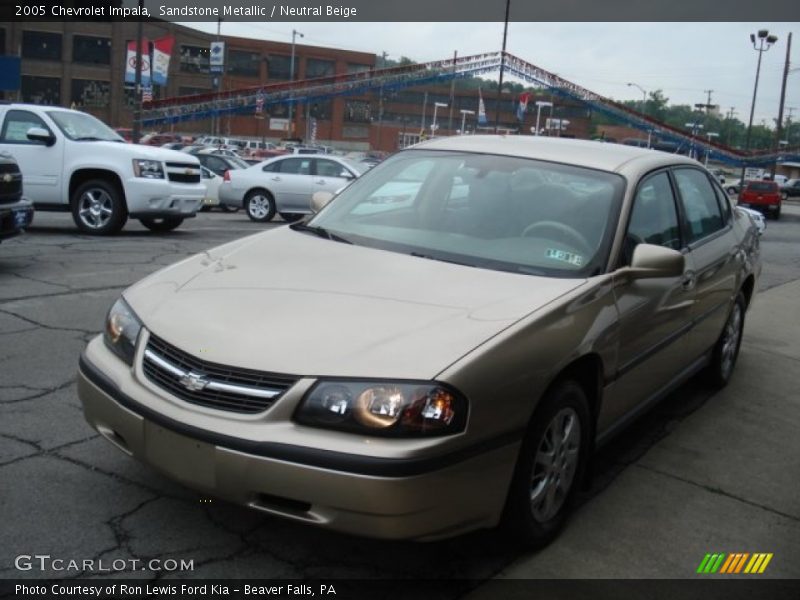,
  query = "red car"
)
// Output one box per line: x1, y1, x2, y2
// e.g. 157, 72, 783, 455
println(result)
738, 180, 782, 219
